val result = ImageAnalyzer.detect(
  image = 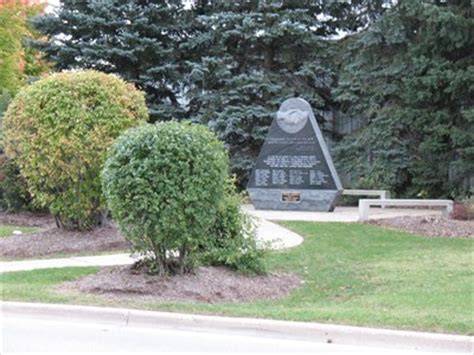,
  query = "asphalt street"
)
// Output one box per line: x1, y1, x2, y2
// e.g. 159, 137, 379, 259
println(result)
2, 315, 447, 353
